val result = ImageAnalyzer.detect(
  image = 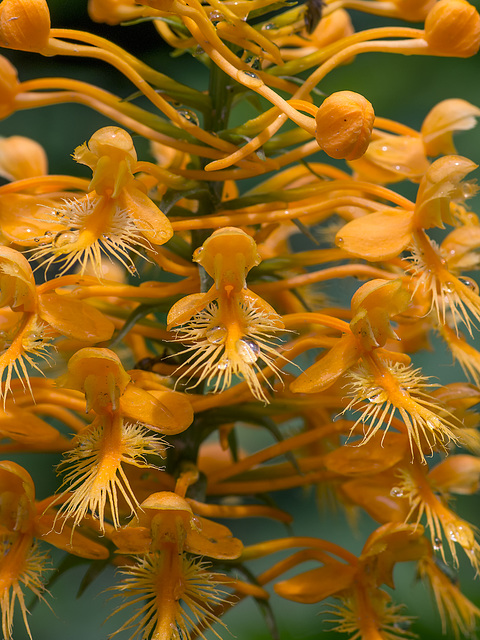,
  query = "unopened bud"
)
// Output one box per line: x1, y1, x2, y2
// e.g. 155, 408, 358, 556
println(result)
0, 0, 50, 53
308, 9, 354, 48
0, 136, 47, 181
393, 0, 436, 21
0, 54, 19, 119
315, 90, 375, 161
424, 0, 480, 58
